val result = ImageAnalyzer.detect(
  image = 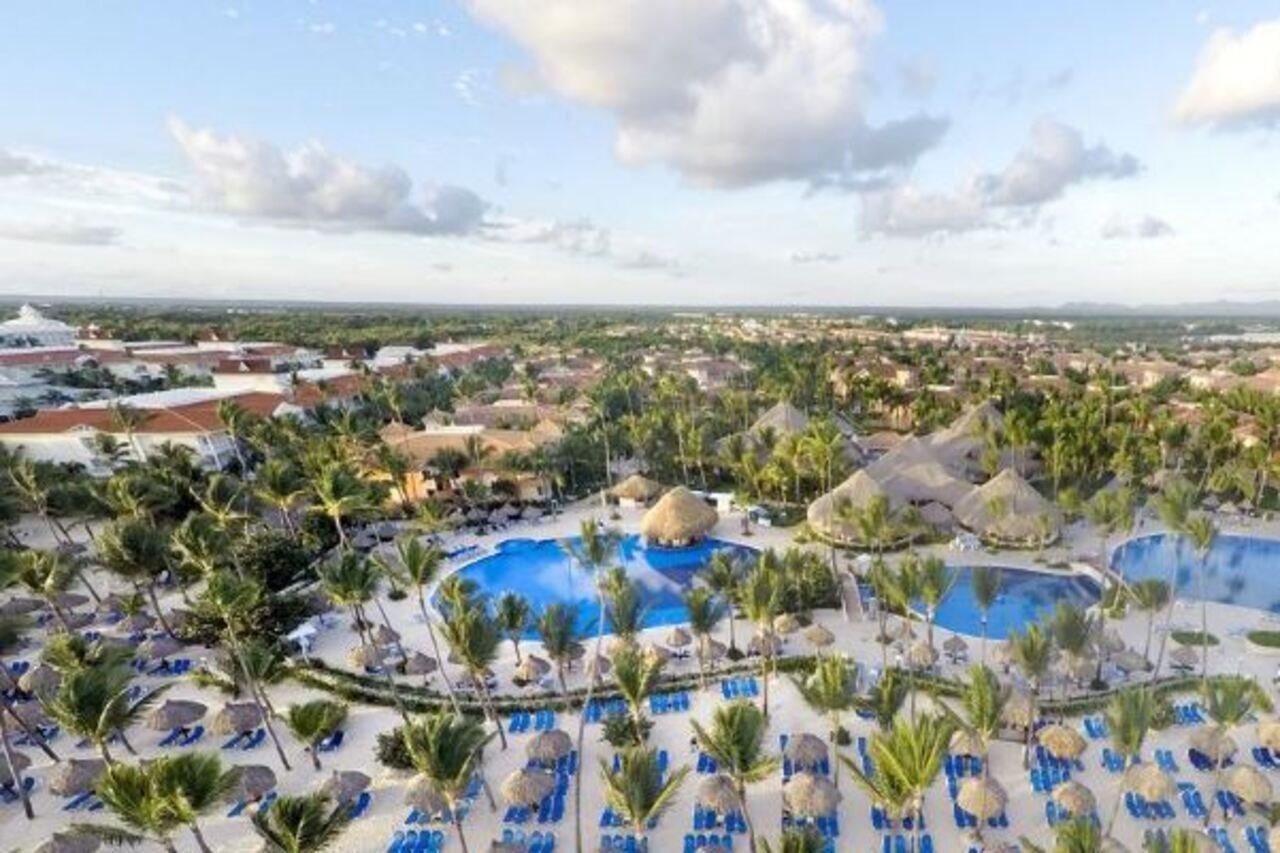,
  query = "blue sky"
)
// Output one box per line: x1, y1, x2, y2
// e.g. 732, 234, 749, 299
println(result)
0, 1, 1278, 307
